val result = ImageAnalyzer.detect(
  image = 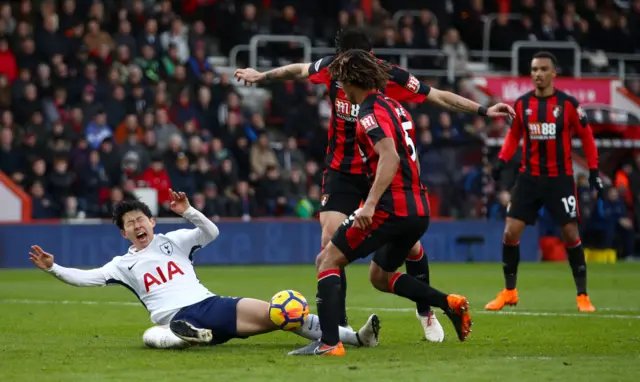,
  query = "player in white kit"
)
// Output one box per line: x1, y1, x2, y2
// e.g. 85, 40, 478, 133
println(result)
29, 189, 380, 350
